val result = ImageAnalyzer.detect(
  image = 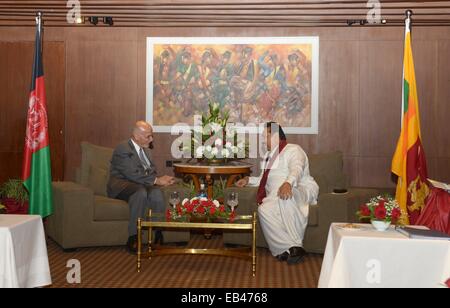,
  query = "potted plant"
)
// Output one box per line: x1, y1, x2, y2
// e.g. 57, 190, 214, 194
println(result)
0, 179, 29, 214
184, 101, 249, 165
